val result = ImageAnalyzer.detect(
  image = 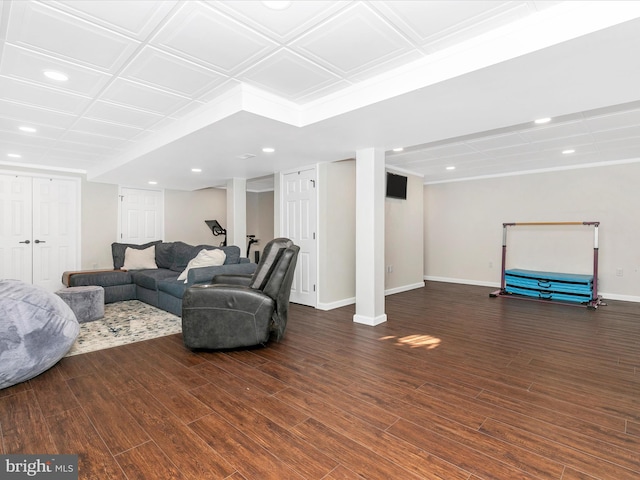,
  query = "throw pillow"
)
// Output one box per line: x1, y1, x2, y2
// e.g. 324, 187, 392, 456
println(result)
122, 245, 157, 271
177, 248, 226, 283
